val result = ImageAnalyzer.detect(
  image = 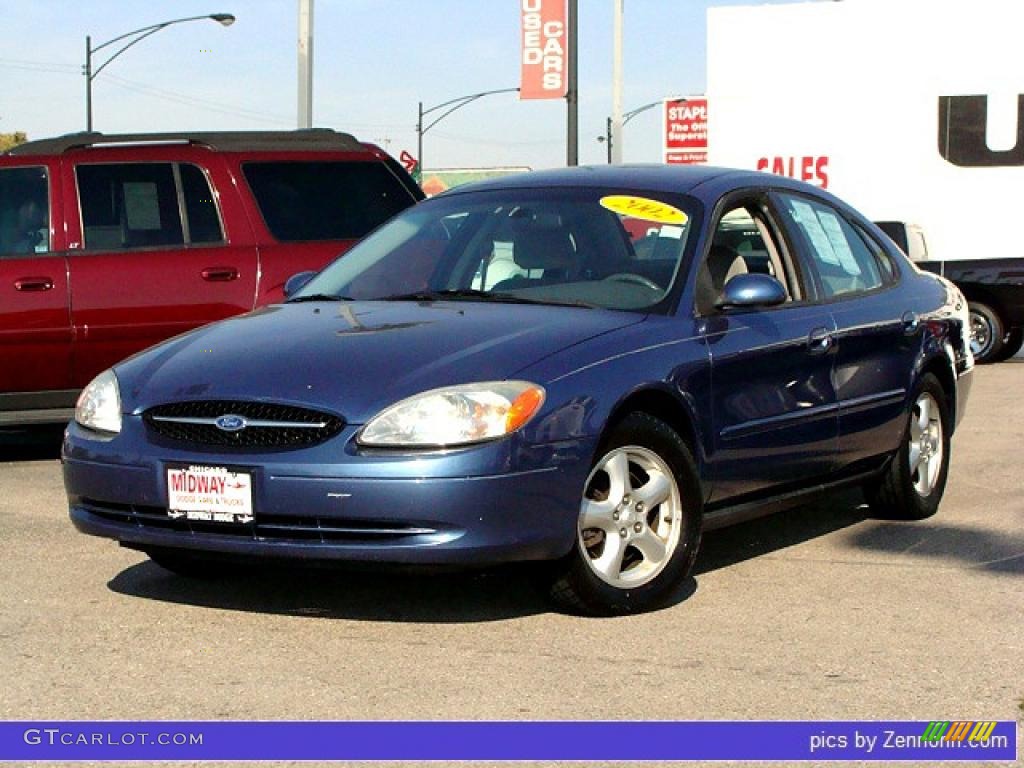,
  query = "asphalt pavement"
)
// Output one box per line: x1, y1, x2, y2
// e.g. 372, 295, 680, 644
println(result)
0, 359, 1021, 766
